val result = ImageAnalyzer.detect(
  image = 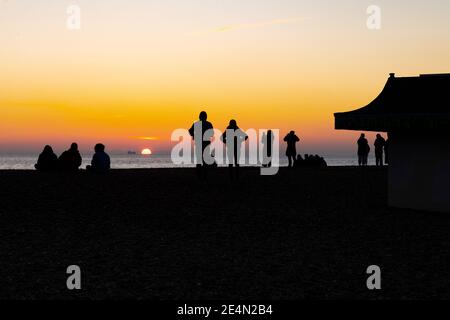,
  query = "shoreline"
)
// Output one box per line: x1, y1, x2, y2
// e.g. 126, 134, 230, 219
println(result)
0, 165, 384, 172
